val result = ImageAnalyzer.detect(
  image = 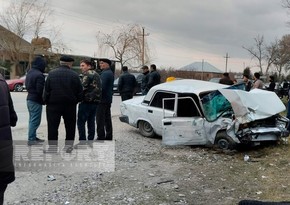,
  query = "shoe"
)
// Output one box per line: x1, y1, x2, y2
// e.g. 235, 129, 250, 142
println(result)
73, 141, 87, 149
36, 137, 45, 143
28, 140, 44, 146
87, 141, 94, 148
63, 145, 74, 153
